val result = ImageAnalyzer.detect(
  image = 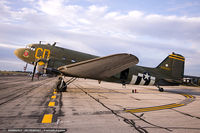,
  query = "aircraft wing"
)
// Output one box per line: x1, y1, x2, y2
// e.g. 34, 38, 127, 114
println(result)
58, 53, 139, 79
